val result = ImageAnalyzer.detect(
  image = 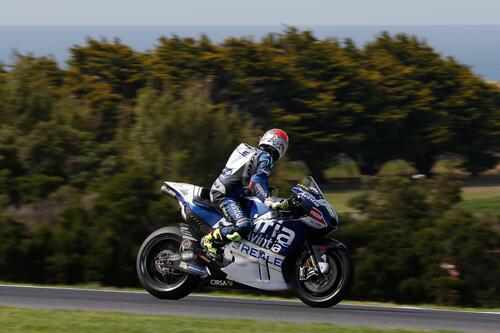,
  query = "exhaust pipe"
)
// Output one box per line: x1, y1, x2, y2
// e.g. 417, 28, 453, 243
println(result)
160, 183, 177, 199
